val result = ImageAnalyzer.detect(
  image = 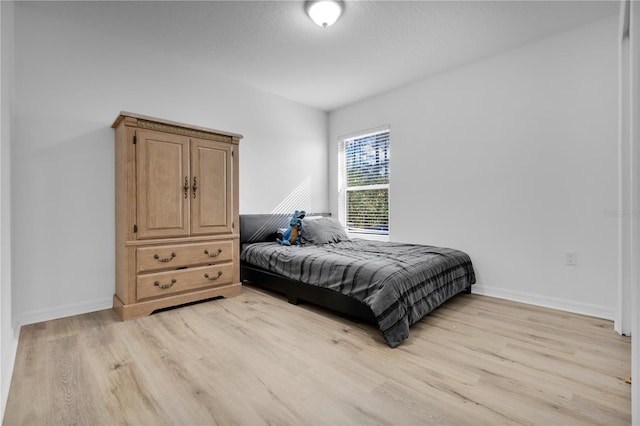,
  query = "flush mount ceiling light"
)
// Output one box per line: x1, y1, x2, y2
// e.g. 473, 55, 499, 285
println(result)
306, 0, 343, 28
